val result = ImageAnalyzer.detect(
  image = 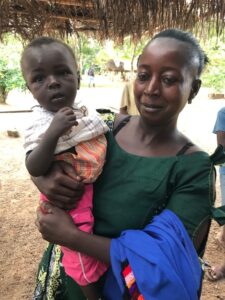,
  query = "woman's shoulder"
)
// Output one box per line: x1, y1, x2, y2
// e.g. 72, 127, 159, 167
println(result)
175, 136, 211, 166
176, 133, 206, 156
181, 144, 204, 155
113, 113, 131, 126
178, 144, 210, 160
